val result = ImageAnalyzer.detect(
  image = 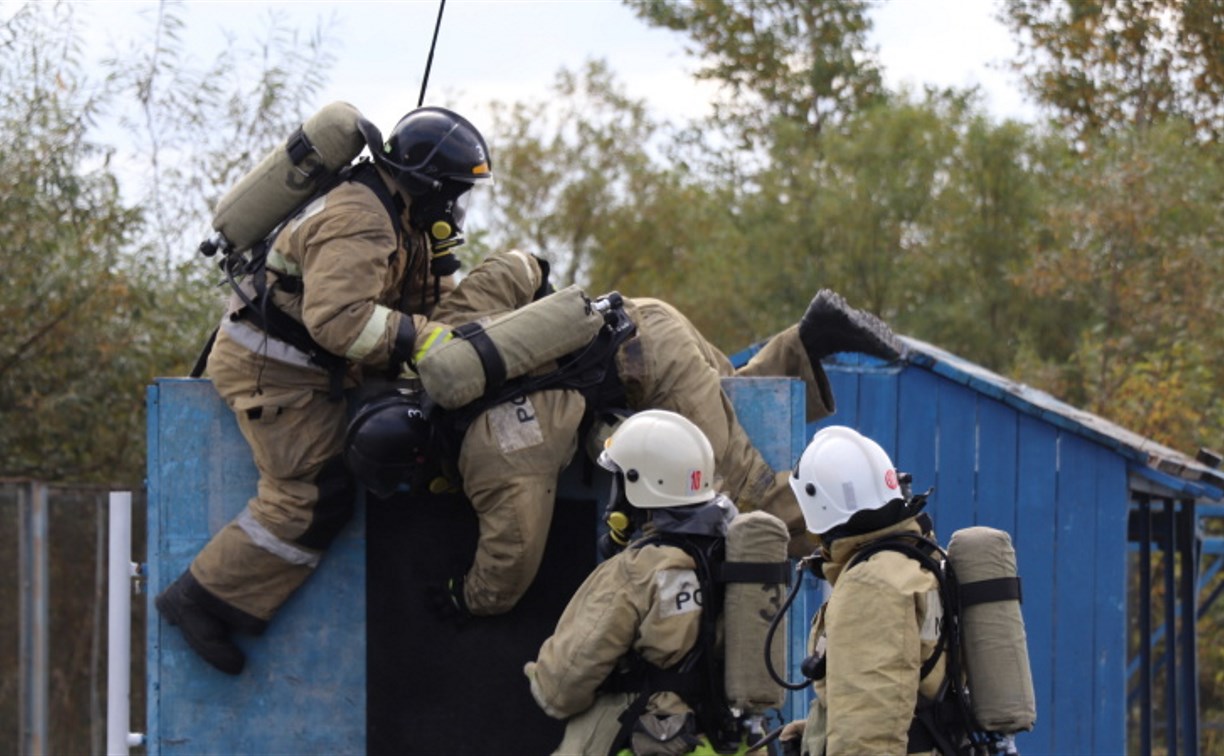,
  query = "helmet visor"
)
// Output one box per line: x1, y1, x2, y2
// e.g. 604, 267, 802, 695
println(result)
597, 449, 621, 474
